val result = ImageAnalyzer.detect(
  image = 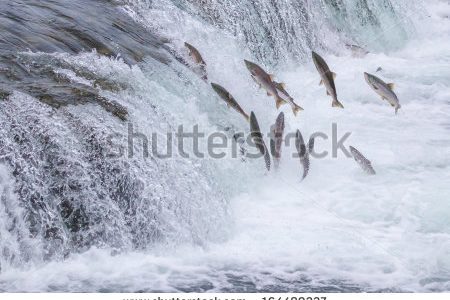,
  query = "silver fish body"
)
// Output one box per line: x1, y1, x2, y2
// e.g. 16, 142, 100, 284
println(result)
270, 112, 285, 169
364, 72, 401, 114
244, 60, 287, 109
307, 136, 315, 155
250, 112, 271, 171
312, 51, 344, 109
349, 146, 376, 175
185, 42, 208, 81
211, 83, 250, 121
295, 129, 310, 180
